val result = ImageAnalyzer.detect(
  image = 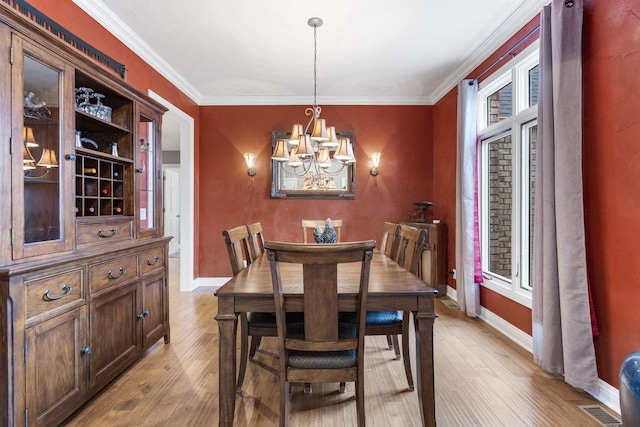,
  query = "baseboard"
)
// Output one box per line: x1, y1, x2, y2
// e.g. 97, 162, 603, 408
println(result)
195, 277, 230, 289
447, 289, 621, 415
